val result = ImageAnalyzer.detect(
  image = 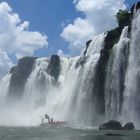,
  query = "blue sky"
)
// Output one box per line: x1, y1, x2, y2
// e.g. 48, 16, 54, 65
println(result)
0, 0, 138, 59
0, 0, 139, 71
0, 0, 81, 57
126, 0, 140, 8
